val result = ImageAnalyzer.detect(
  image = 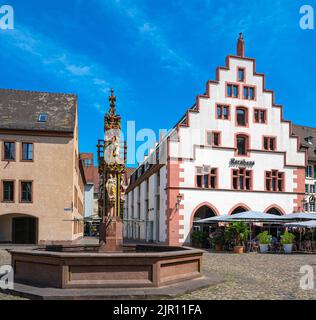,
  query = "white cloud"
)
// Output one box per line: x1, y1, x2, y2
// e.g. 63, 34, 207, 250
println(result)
66, 64, 90, 76
0, 26, 127, 112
